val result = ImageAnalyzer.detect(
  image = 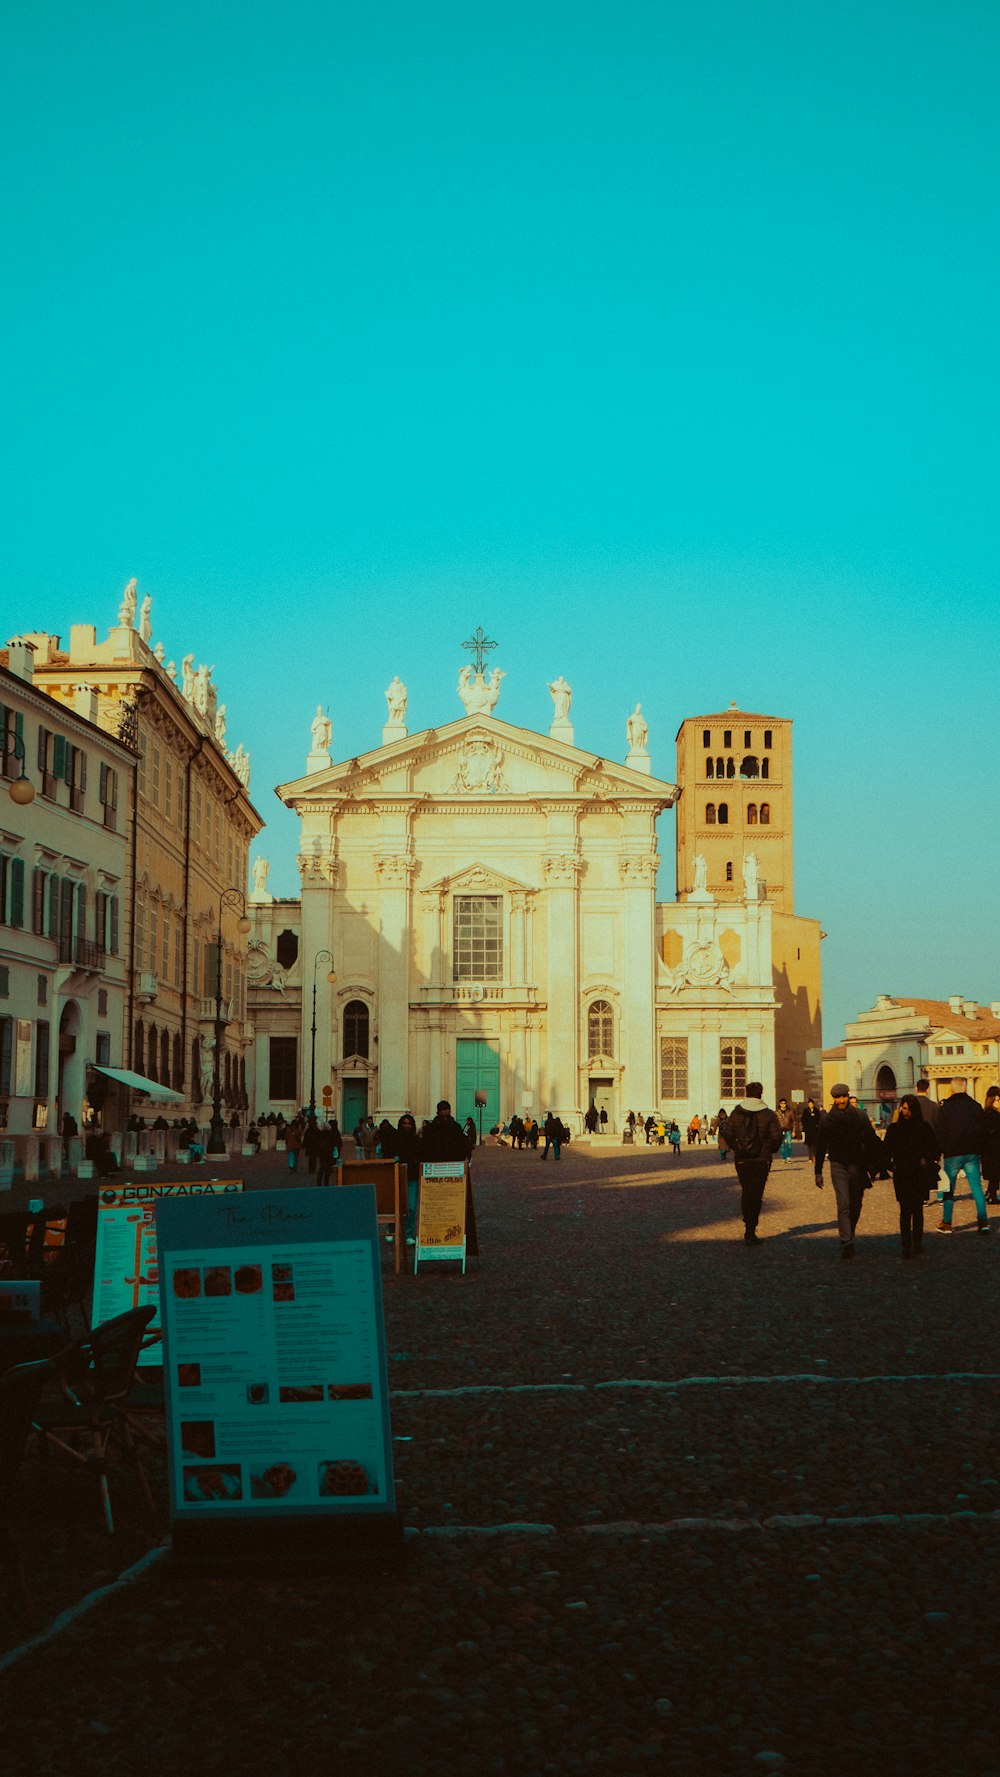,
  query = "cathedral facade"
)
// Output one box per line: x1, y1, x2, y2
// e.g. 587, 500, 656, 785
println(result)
247, 661, 821, 1133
